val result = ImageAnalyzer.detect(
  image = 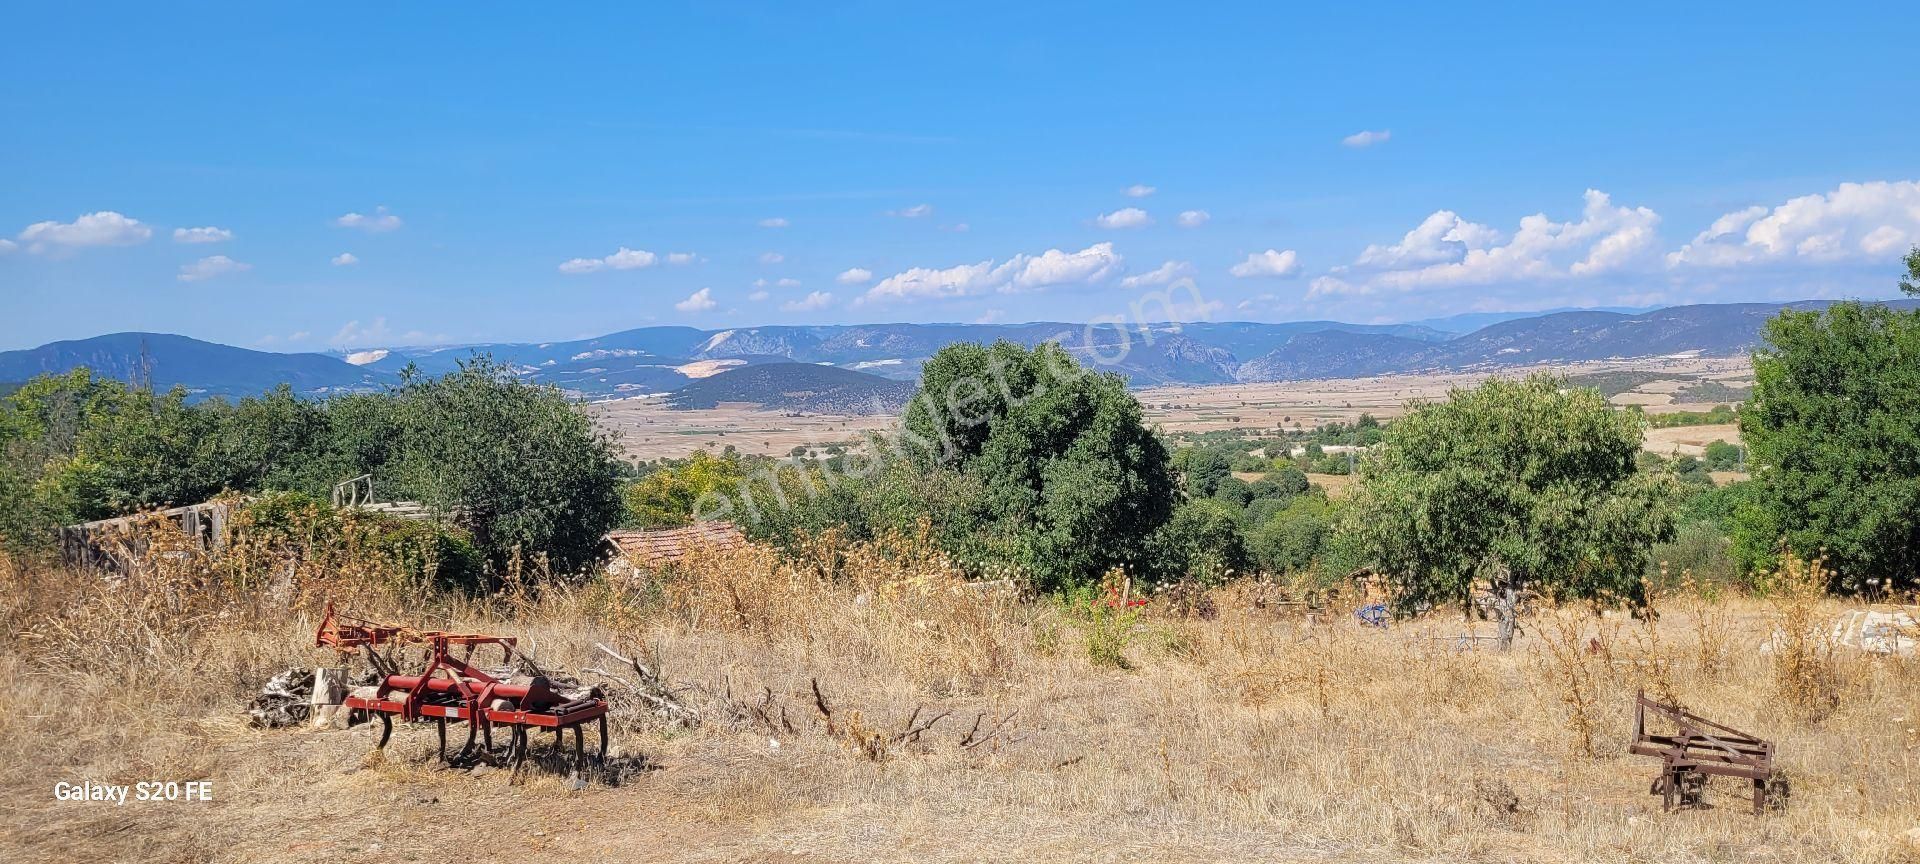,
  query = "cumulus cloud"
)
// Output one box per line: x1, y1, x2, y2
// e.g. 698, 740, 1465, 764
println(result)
1668, 180, 1920, 267
836, 267, 873, 285
1124, 184, 1156, 198
747, 289, 770, 302
667, 252, 700, 265
0, 239, 15, 255
558, 246, 659, 274
172, 226, 232, 244
1354, 211, 1505, 269
331, 252, 359, 266
1119, 260, 1194, 289
334, 206, 402, 232
1095, 207, 1152, 229
326, 318, 440, 347
1314, 189, 1660, 296
863, 242, 1122, 303
331, 318, 389, 346
775, 277, 802, 288
675, 287, 717, 312
1176, 210, 1210, 228
1342, 129, 1391, 148
177, 255, 251, 282
759, 251, 785, 265
1230, 249, 1301, 278
888, 204, 934, 218
782, 291, 833, 311
758, 217, 790, 228
17, 211, 153, 253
